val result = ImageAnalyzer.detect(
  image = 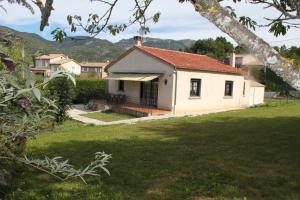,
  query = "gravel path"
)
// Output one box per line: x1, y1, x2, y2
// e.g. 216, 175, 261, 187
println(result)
68, 105, 245, 126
